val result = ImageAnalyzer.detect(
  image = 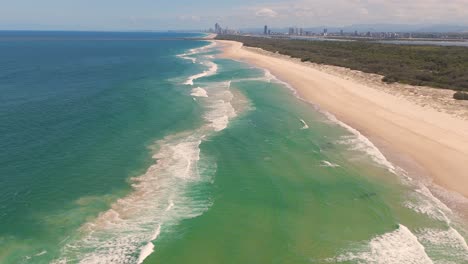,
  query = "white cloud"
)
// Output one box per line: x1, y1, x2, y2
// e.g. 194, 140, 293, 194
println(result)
244, 0, 468, 26
255, 8, 278, 18
178, 15, 201, 22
